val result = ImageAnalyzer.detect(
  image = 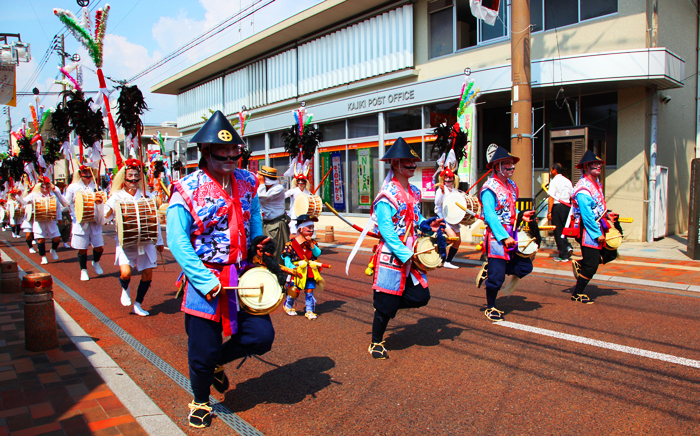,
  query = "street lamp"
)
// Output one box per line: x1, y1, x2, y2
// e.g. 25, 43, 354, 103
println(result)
0, 34, 31, 64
